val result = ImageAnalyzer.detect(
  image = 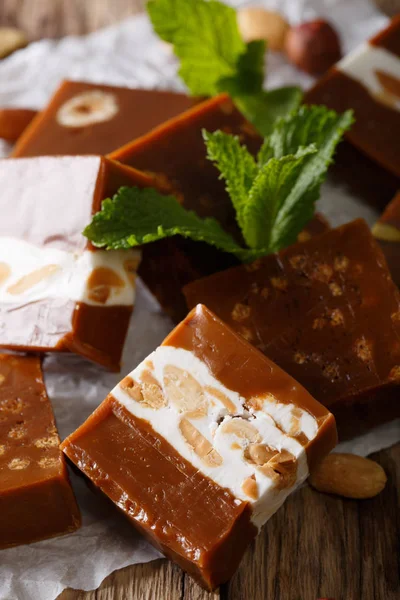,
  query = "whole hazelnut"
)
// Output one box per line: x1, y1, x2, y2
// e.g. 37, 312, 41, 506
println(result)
285, 19, 342, 76
238, 7, 290, 52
